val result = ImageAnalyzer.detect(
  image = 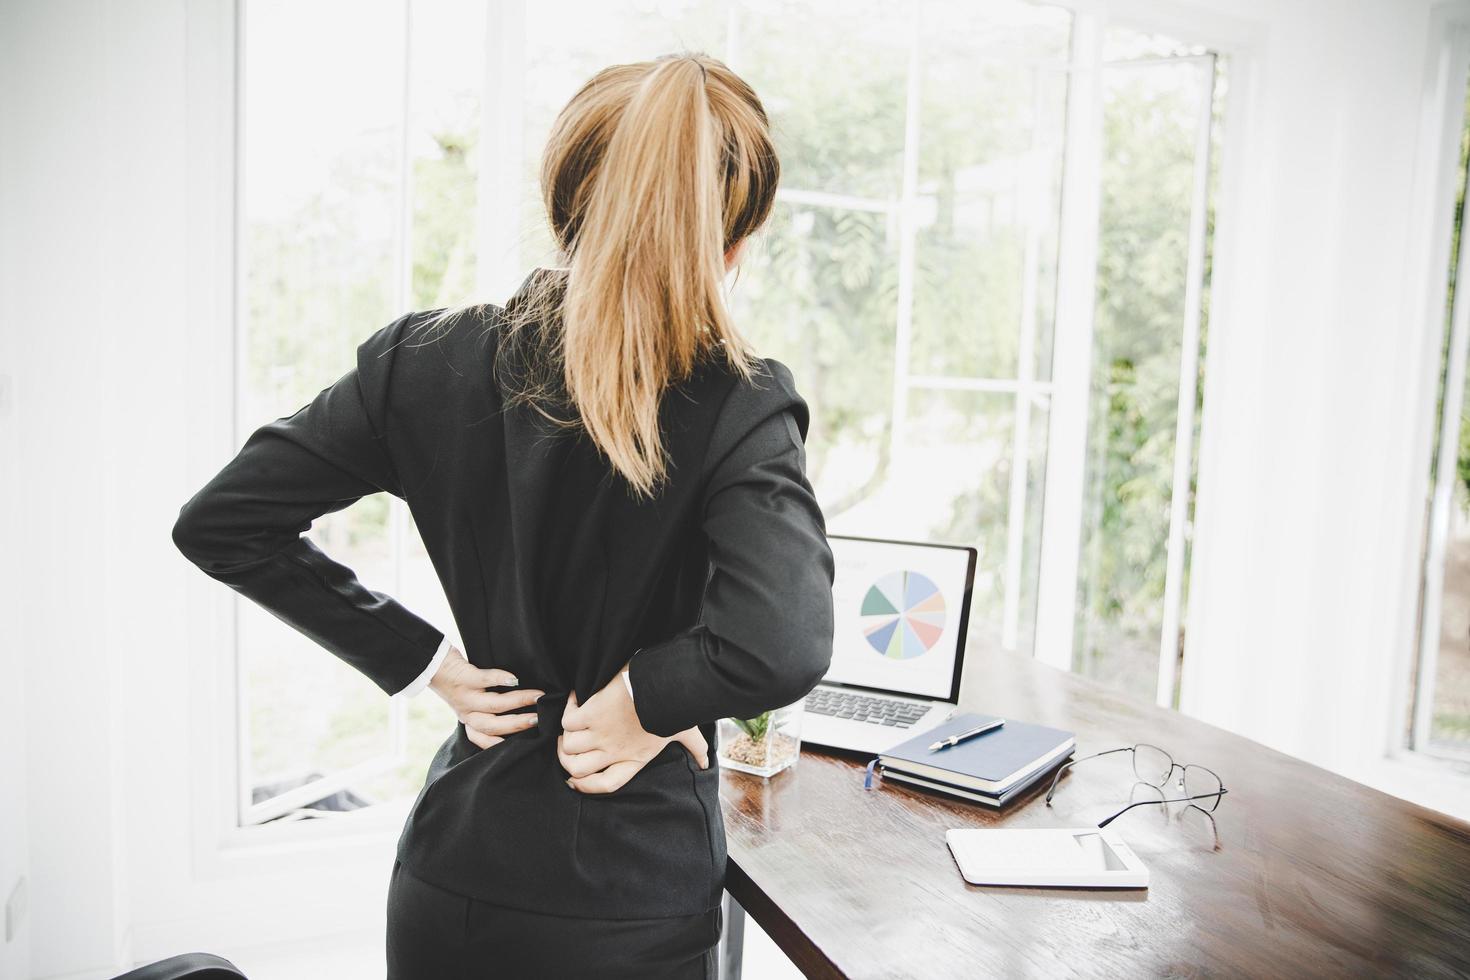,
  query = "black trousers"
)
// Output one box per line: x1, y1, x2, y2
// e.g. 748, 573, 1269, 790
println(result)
385, 859, 721, 979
